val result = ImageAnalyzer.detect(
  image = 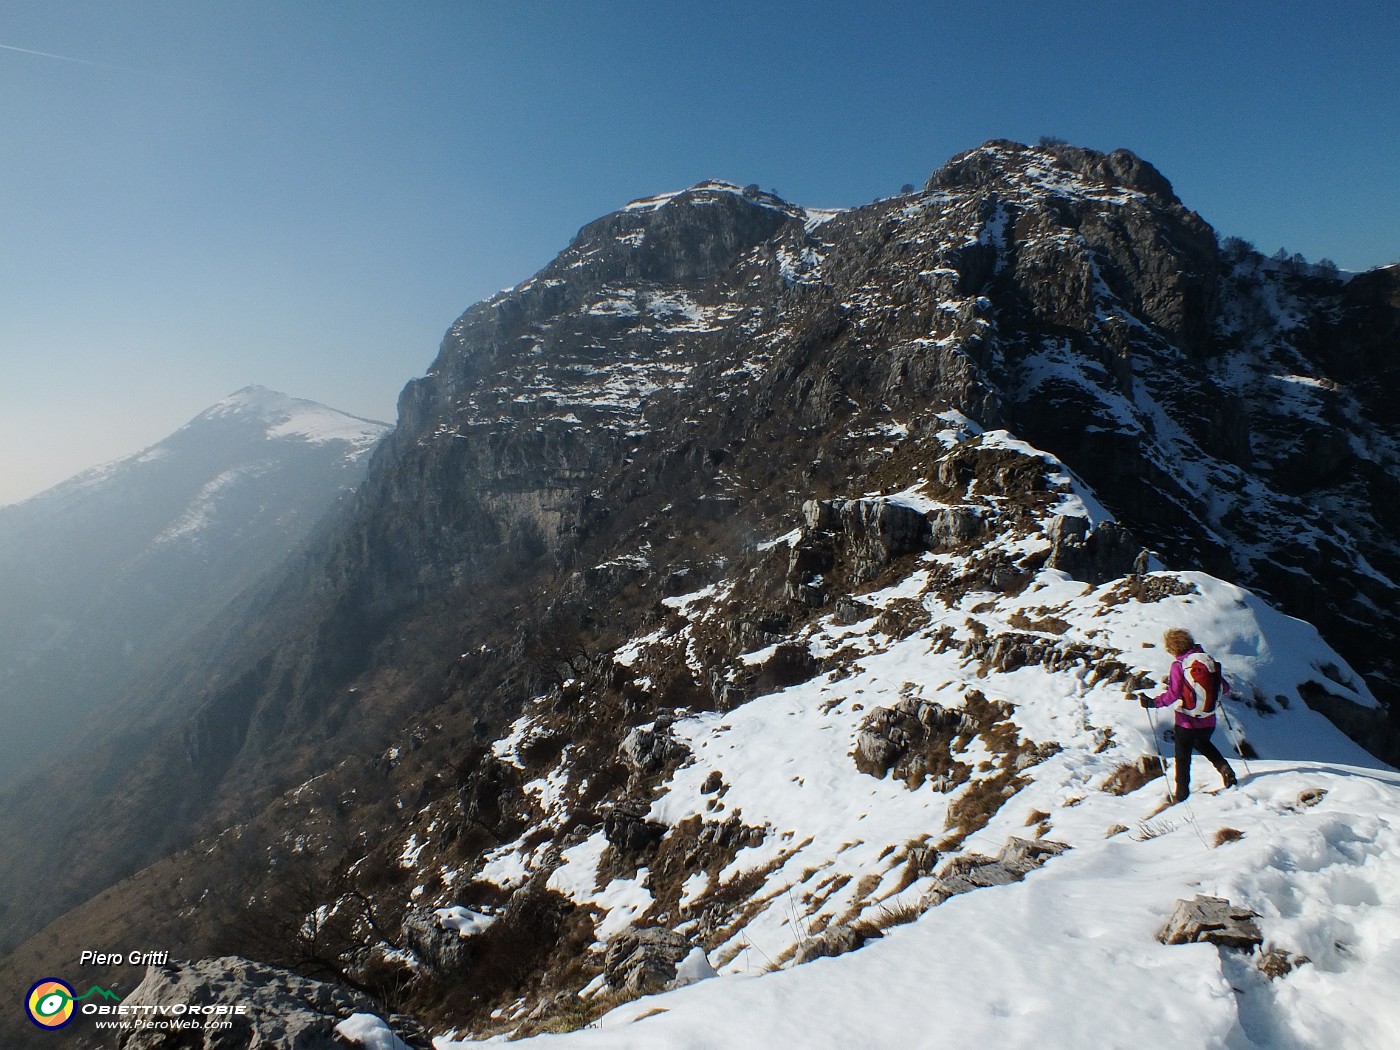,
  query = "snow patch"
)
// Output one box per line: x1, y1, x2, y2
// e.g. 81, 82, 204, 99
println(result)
335, 1013, 411, 1050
